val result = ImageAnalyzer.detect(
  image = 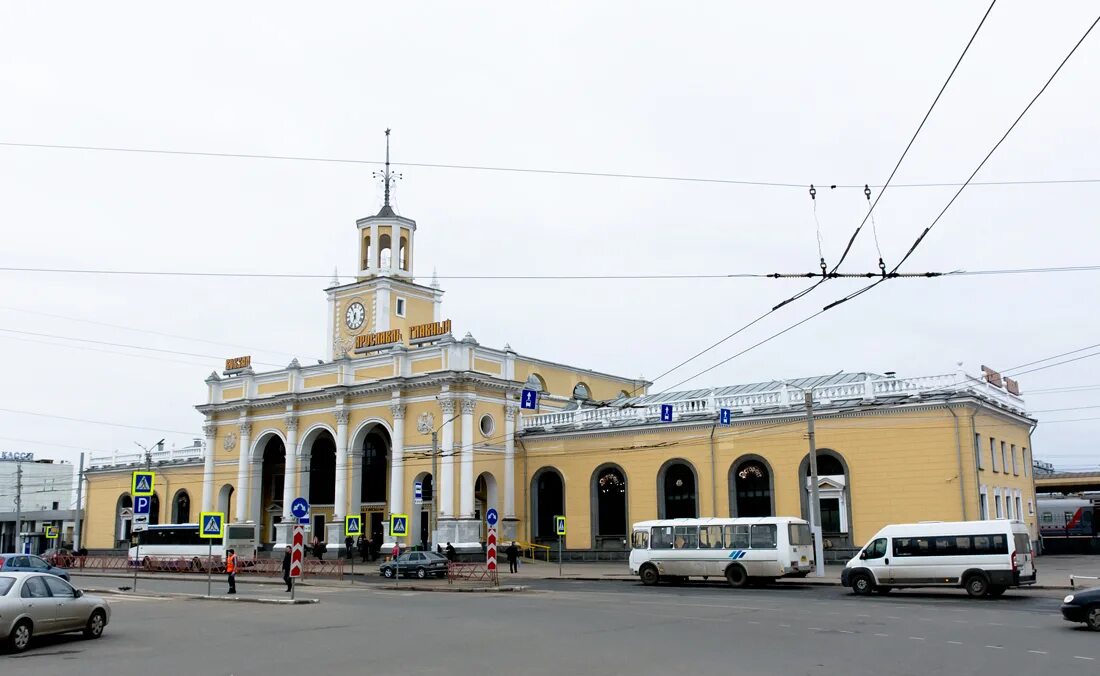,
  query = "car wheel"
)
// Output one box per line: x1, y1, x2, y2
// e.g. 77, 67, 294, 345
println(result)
725, 564, 748, 589
1086, 606, 1100, 632
382, 567, 394, 578
875, 586, 893, 595
851, 573, 874, 596
416, 567, 427, 579
964, 574, 989, 598
8, 620, 32, 653
84, 610, 107, 639
639, 564, 660, 586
